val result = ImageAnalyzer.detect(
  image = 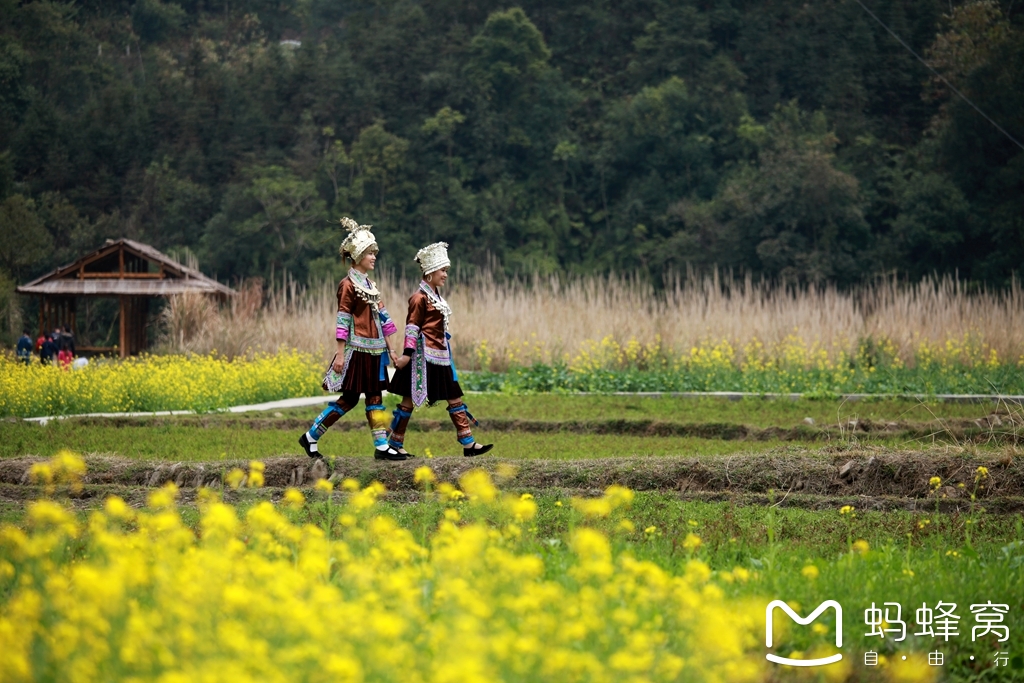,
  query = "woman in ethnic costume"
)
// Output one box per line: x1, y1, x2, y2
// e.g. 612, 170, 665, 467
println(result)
387, 242, 493, 457
299, 218, 407, 461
